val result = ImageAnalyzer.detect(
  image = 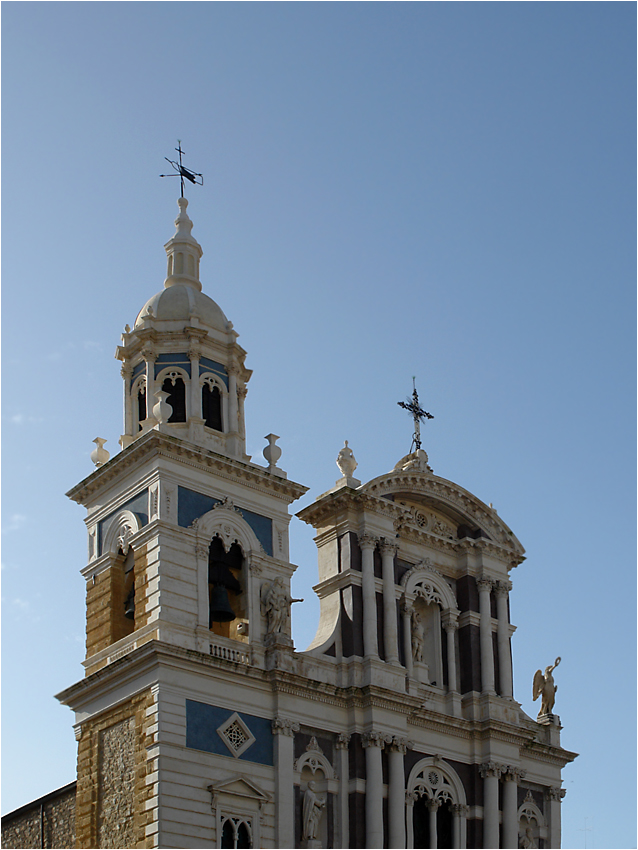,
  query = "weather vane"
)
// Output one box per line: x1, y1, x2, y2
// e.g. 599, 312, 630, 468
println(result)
160, 141, 203, 198
397, 377, 433, 452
